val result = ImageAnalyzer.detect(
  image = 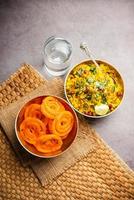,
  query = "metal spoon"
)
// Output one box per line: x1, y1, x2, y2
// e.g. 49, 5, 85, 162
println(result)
80, 42, 100, 68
